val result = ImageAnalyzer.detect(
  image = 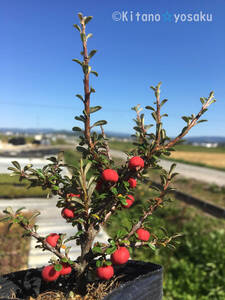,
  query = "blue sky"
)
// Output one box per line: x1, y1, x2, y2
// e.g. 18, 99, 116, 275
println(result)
0, 0, 224, 137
